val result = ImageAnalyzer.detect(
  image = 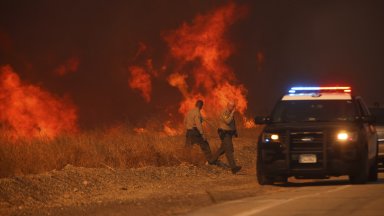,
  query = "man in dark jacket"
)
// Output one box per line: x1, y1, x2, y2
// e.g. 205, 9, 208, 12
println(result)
211, 101, 242, 174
